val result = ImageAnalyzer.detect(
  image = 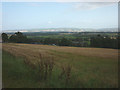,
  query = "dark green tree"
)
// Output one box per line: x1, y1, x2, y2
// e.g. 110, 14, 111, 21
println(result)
59, 38, 72, 46
44, 38, 52, 44
9, 34, 17, 42
2, 33, 8, 42
90, 35, 118, 49
9, 31, 28, 43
